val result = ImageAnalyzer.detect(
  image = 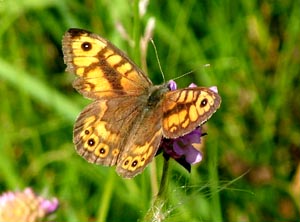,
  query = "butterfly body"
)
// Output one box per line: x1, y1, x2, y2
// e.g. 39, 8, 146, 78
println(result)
62, 28, 221, 178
